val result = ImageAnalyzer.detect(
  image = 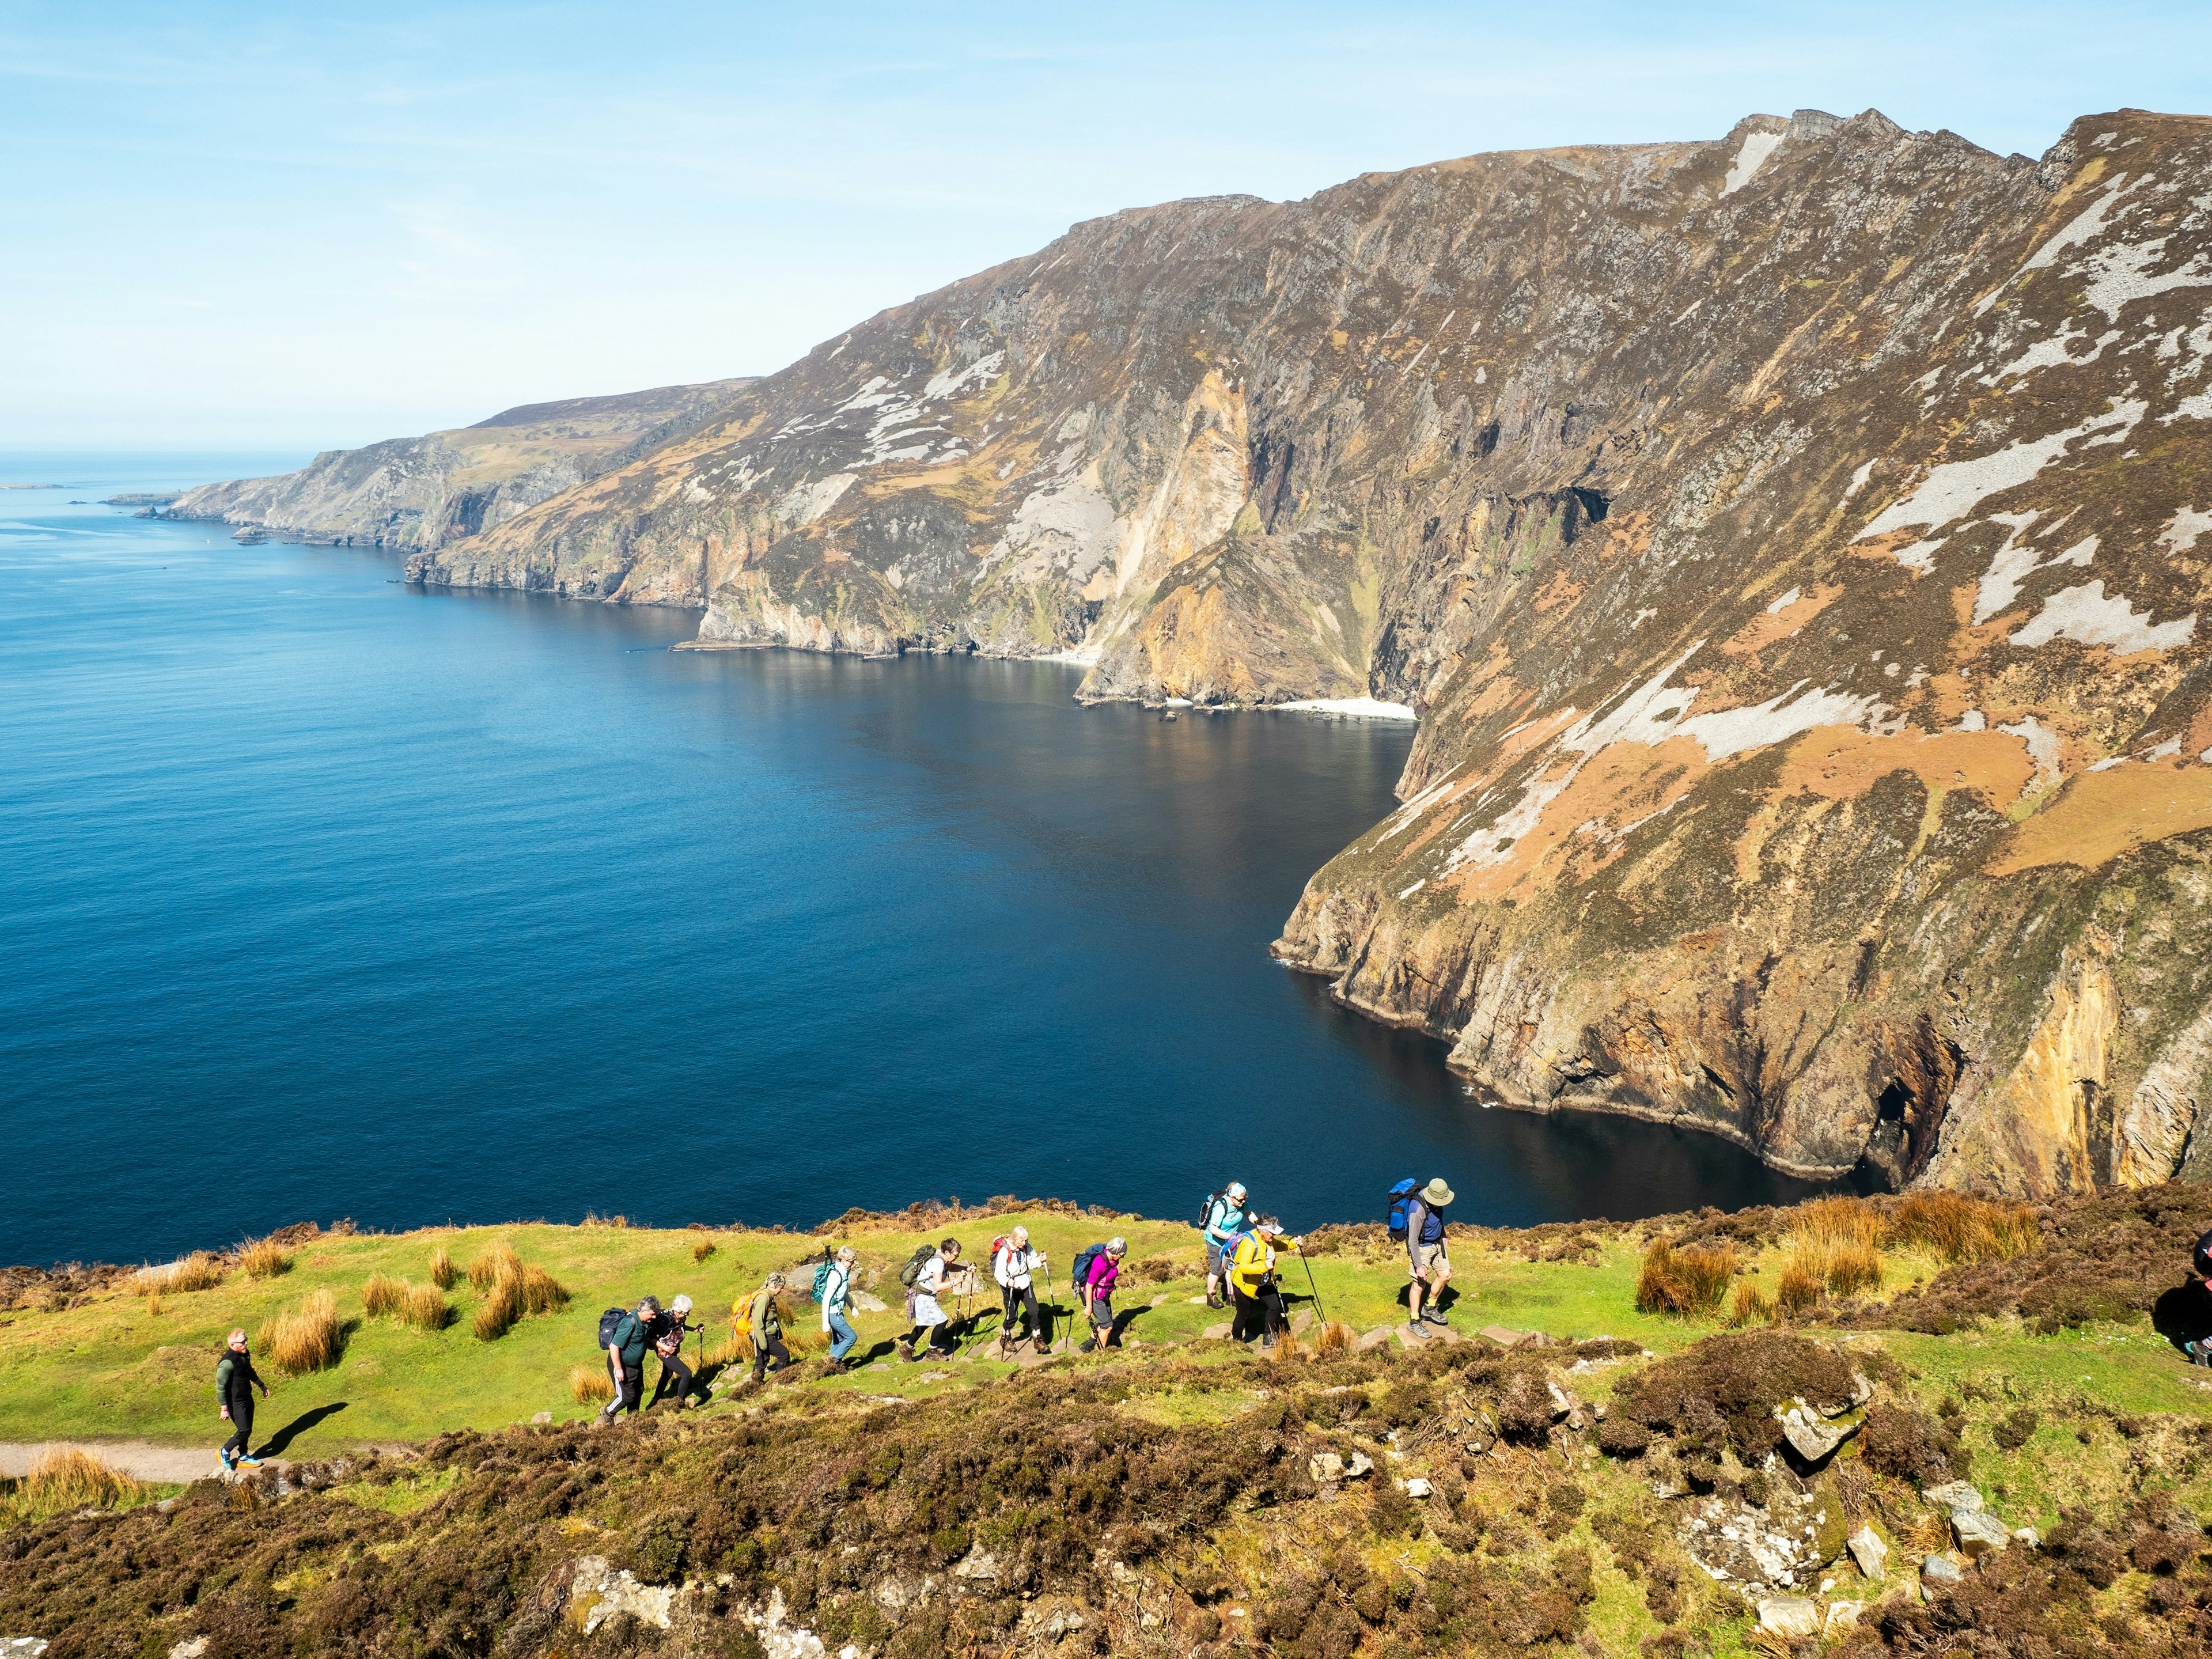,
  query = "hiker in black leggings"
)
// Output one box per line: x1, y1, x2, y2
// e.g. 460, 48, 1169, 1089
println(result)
216, 1329, 267, 1471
